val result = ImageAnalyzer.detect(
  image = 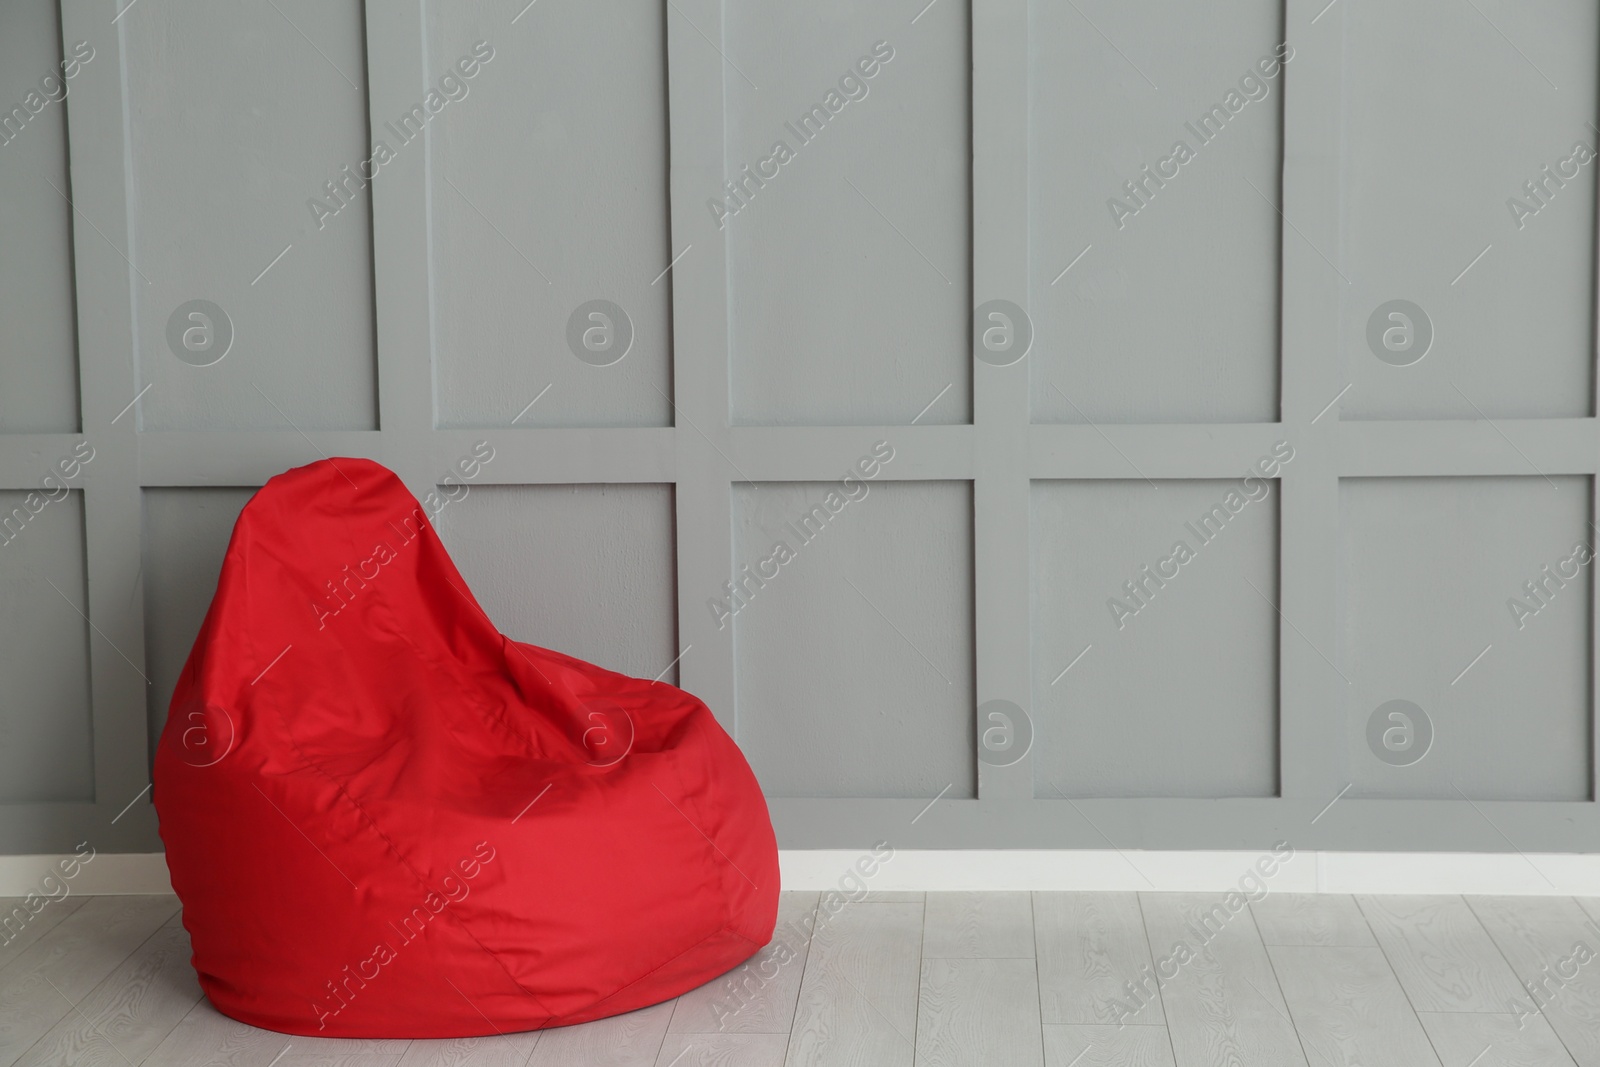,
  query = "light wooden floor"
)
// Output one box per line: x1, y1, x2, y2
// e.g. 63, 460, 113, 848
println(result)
3, 891, 1600, 1066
